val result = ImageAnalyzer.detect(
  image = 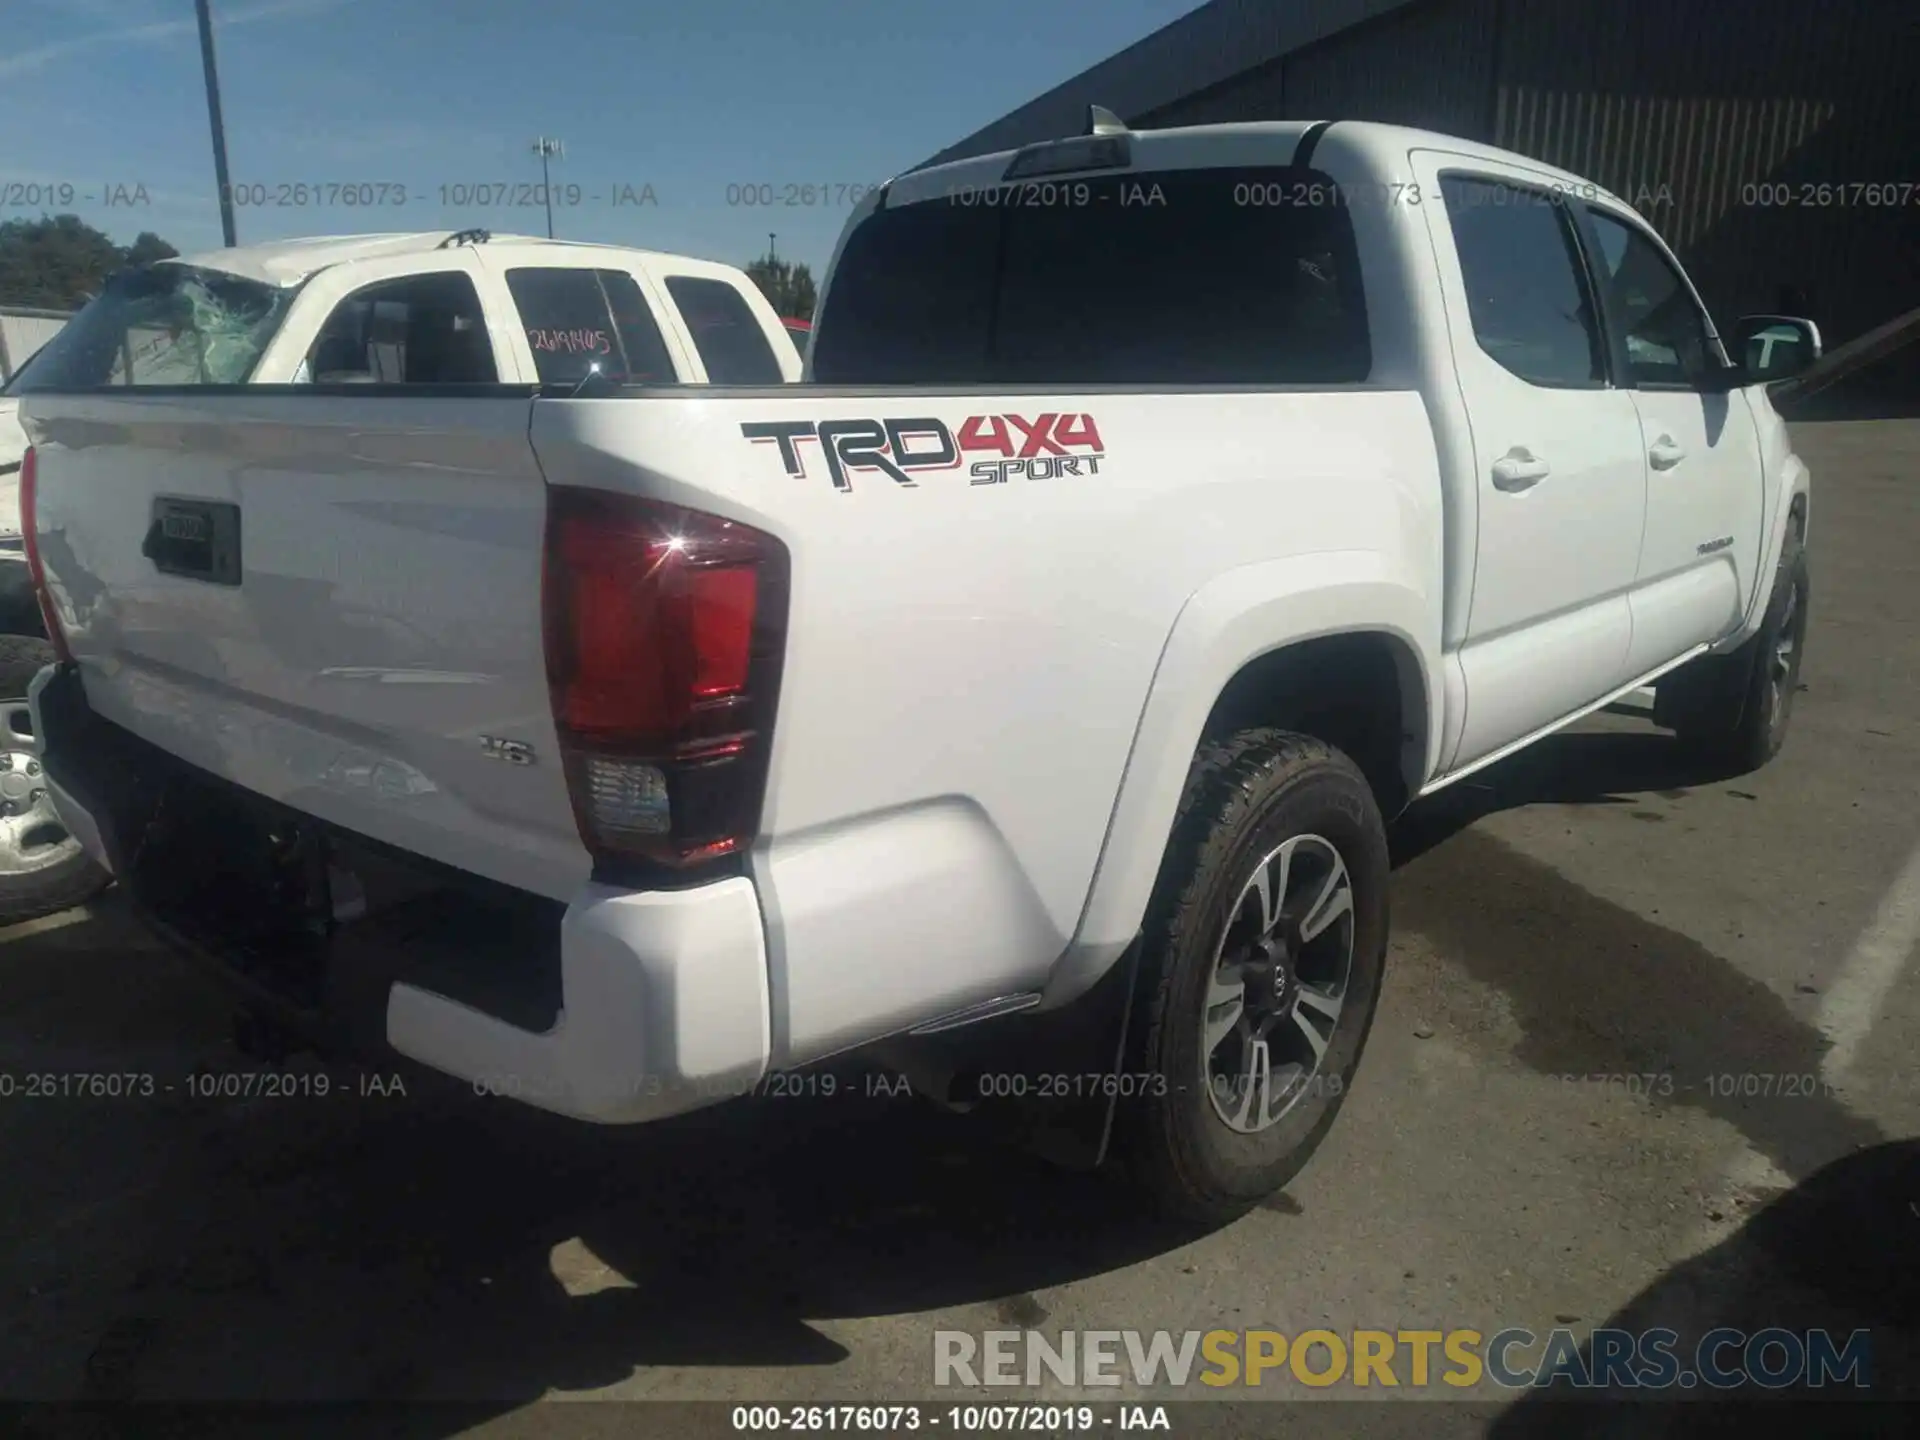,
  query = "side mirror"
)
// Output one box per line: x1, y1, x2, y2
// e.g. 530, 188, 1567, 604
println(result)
1732, 314, 1823, 382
